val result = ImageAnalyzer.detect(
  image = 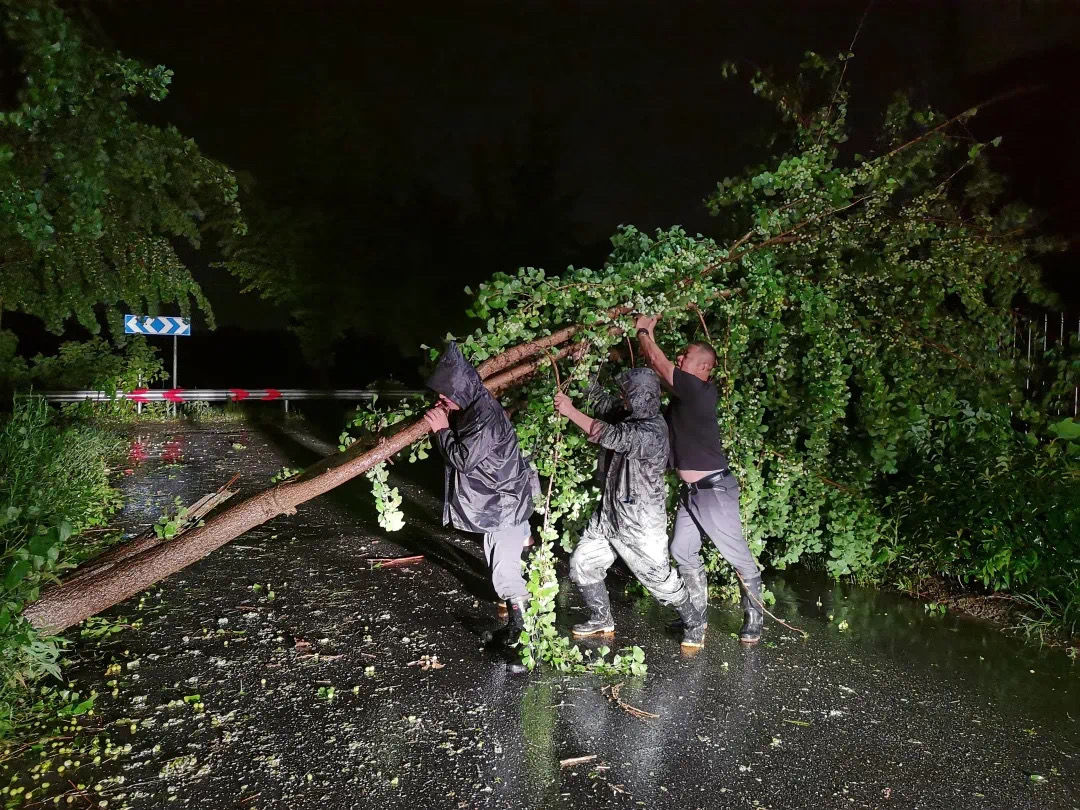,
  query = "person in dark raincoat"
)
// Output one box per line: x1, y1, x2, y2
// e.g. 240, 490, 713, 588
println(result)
423, 342, 538, 659
554, 367, 707, 647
